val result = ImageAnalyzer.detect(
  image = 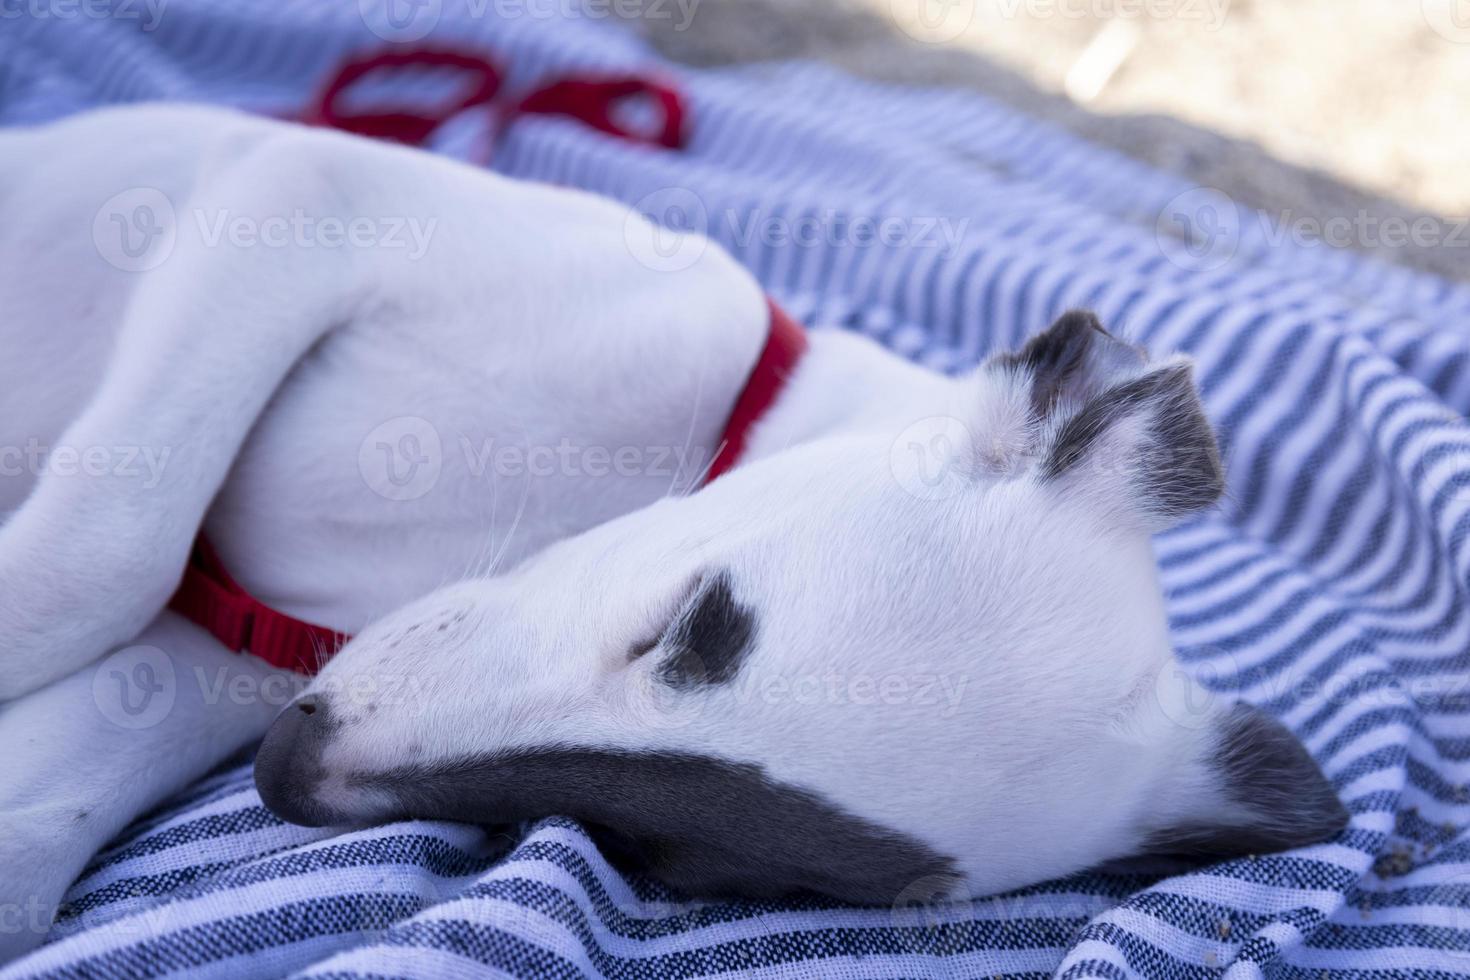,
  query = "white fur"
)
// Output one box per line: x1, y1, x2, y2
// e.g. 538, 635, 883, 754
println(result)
0, 104, 1238, 961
